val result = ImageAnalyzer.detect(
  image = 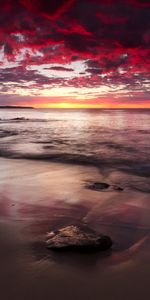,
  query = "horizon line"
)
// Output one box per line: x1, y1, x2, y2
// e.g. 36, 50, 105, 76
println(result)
0, 105, 150, 110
